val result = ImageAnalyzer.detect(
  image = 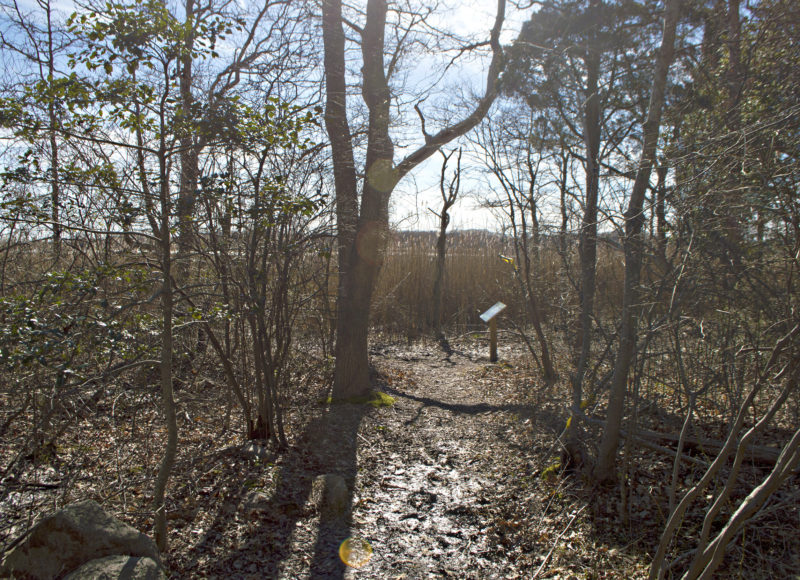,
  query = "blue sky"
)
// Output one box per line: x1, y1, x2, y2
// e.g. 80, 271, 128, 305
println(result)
387, 0, 531, 232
